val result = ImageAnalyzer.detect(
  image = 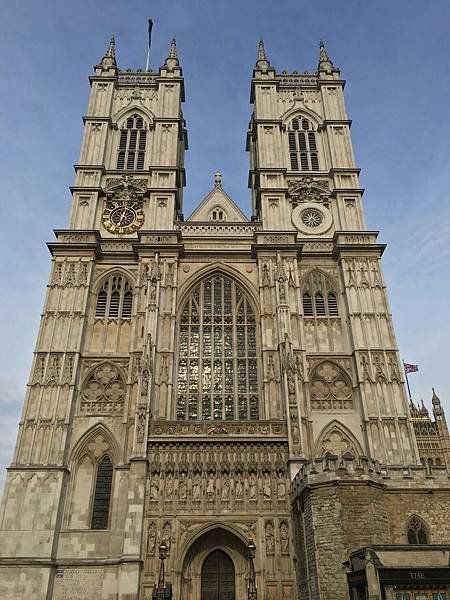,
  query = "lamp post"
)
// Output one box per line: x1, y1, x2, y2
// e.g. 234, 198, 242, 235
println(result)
156, 540, 168, 600
247, 538, 257, 600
